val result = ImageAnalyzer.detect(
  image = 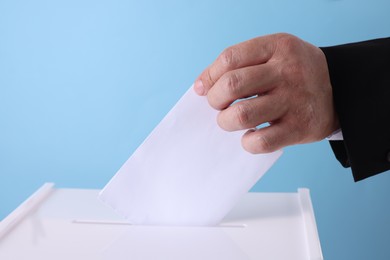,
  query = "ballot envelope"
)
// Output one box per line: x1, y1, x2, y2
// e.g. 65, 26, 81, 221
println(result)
0, 183, 323, 260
